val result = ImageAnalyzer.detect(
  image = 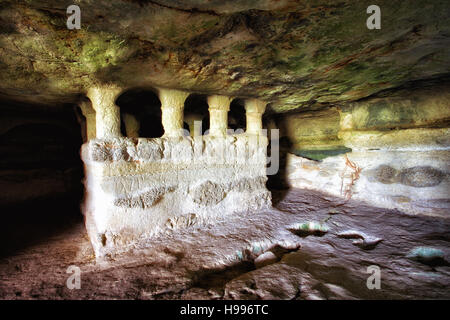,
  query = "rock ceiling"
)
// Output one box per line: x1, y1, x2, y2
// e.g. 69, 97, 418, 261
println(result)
0, 0, 449, 112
